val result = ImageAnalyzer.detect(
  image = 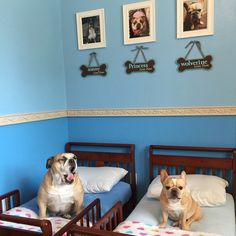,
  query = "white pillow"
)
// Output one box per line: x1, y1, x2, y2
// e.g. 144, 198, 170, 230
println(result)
77, 166, 128, 193
146, 174, 228, 207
